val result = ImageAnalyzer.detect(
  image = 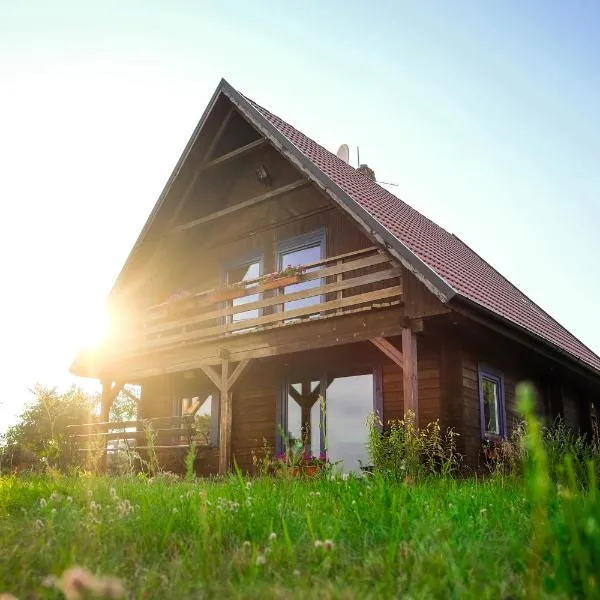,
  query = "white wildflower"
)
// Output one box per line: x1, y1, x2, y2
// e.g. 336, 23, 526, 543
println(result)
323, 539, 335, 551
66, 496, 73, 504
39, 498, 47, 508
268, 532, 277, 541
314, 540, 323, 548
256, 554, 267, 566
34, 519, 45, 532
